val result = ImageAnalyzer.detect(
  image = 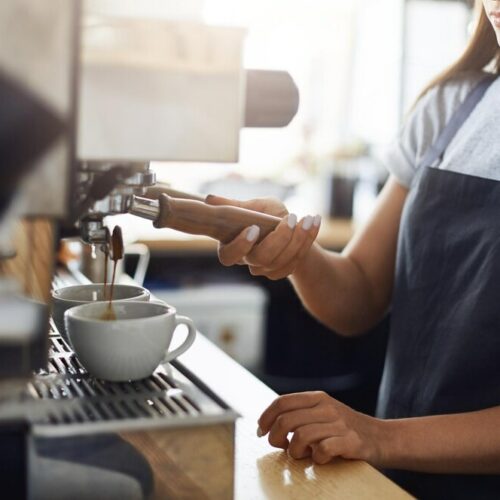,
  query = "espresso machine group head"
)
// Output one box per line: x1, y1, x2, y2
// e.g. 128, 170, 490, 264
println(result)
75, 161, 155, 250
